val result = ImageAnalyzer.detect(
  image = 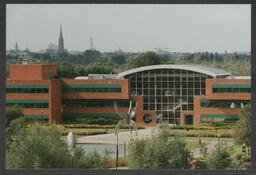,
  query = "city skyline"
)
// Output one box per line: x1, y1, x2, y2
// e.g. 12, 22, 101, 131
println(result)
7, 4, 251, 53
